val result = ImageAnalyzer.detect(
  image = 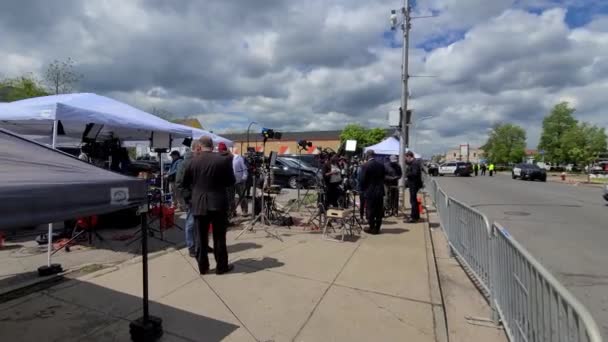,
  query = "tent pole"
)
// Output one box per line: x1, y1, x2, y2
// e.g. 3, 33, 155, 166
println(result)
47, 120, 58, 266
38, 121, 63, 276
